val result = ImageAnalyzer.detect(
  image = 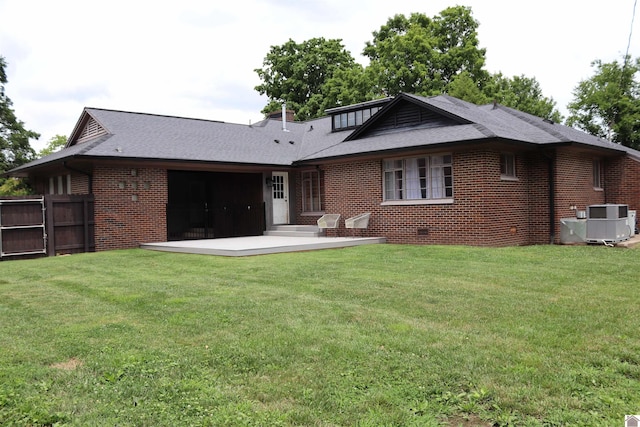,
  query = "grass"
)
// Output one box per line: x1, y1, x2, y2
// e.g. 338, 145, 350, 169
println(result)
0, 244, 639, 426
